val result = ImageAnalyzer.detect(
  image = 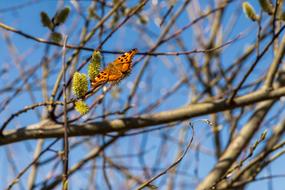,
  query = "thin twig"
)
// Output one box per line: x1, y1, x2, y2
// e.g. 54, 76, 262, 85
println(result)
5, 139, 59, 190
136, 123, 195, 190
159, 4, 174, 27
228, 25, 285, 103
62, 36, 69, 190
0, 101, 64, 134
97, 0, 148, 49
